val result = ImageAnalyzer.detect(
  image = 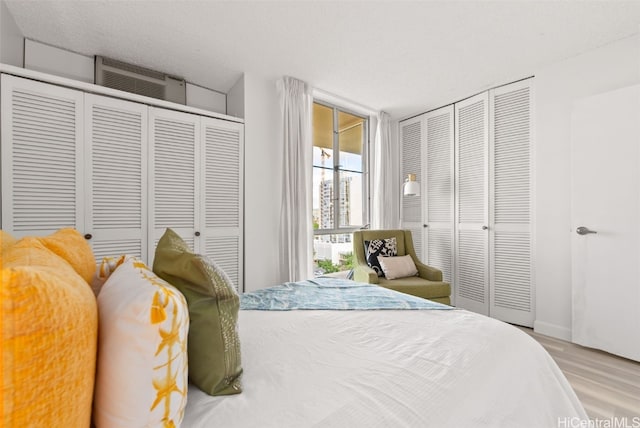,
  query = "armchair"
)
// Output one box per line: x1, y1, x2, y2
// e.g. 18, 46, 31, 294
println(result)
353, 229, 451, 305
